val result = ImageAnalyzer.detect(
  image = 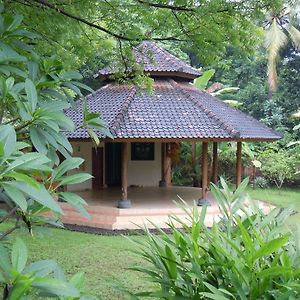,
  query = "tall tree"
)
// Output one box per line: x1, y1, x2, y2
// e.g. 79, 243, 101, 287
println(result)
6, 0, 285, 72
264, 5, 300, 95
